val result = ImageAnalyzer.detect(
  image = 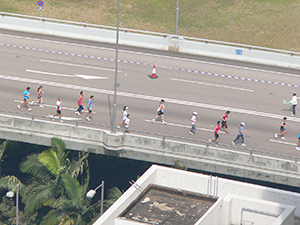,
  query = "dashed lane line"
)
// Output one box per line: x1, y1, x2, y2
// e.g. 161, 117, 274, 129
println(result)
0, 42, 299, 88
